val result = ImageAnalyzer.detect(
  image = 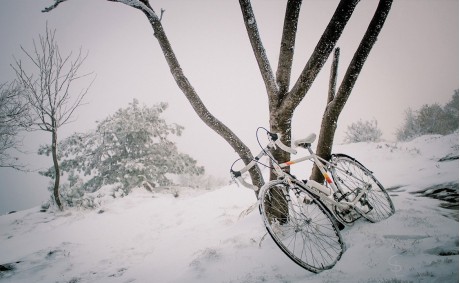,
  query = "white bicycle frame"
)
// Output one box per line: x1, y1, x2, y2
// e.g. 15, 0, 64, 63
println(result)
232, 133, 368, 213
